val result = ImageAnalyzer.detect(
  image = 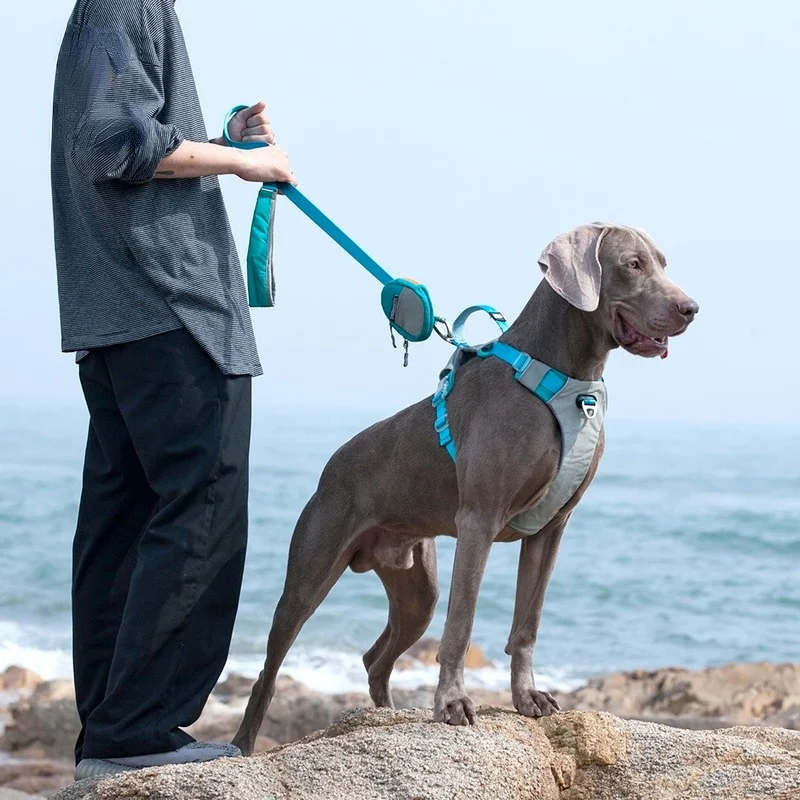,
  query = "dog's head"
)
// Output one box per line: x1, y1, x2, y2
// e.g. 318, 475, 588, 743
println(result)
538, 223, 698, 358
